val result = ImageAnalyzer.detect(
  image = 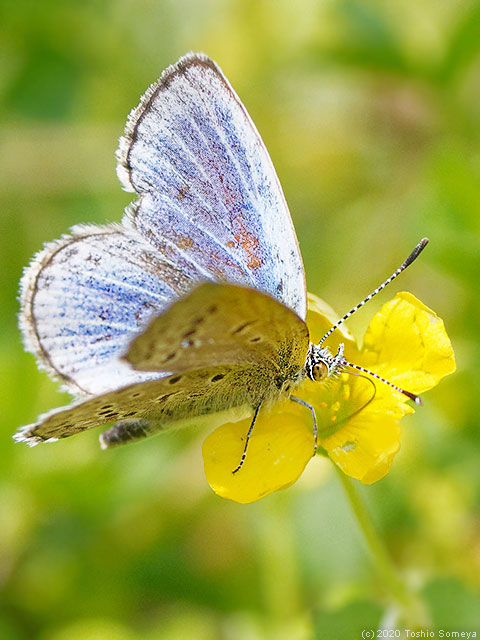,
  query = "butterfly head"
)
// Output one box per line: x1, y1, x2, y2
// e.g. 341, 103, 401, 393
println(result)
304, 339, 422, 404
305, 342, 346, 382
